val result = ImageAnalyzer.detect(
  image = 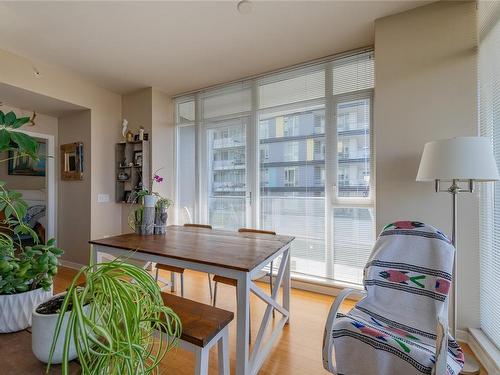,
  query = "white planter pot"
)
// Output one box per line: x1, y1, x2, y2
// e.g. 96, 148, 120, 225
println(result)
31, 293, 90, 364
143, 194, 157, 208
0, 287, 52, 333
